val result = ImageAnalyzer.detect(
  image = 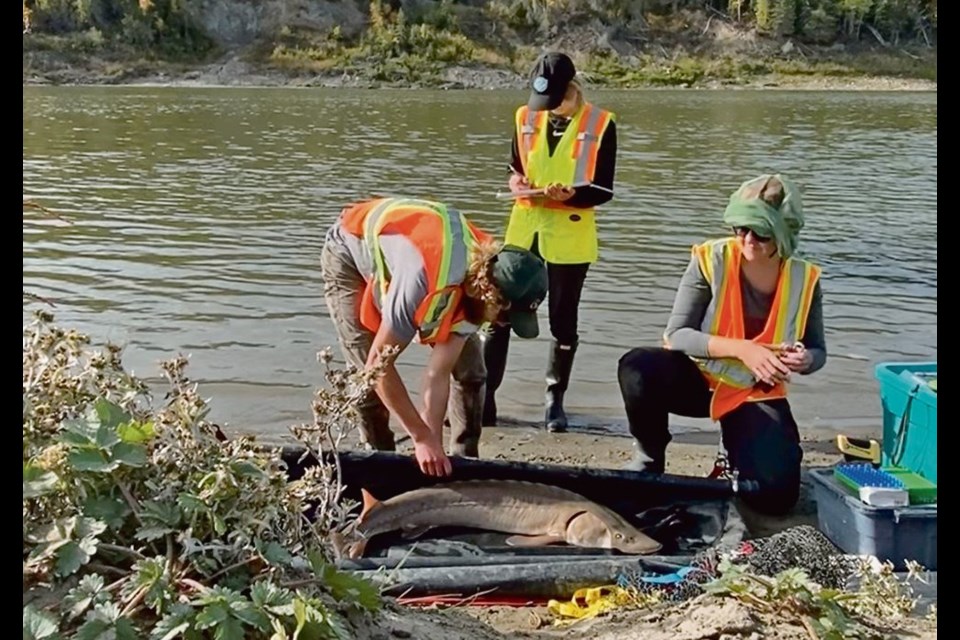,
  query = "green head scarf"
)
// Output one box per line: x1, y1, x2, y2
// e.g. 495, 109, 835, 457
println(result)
722, 174, 804, 258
